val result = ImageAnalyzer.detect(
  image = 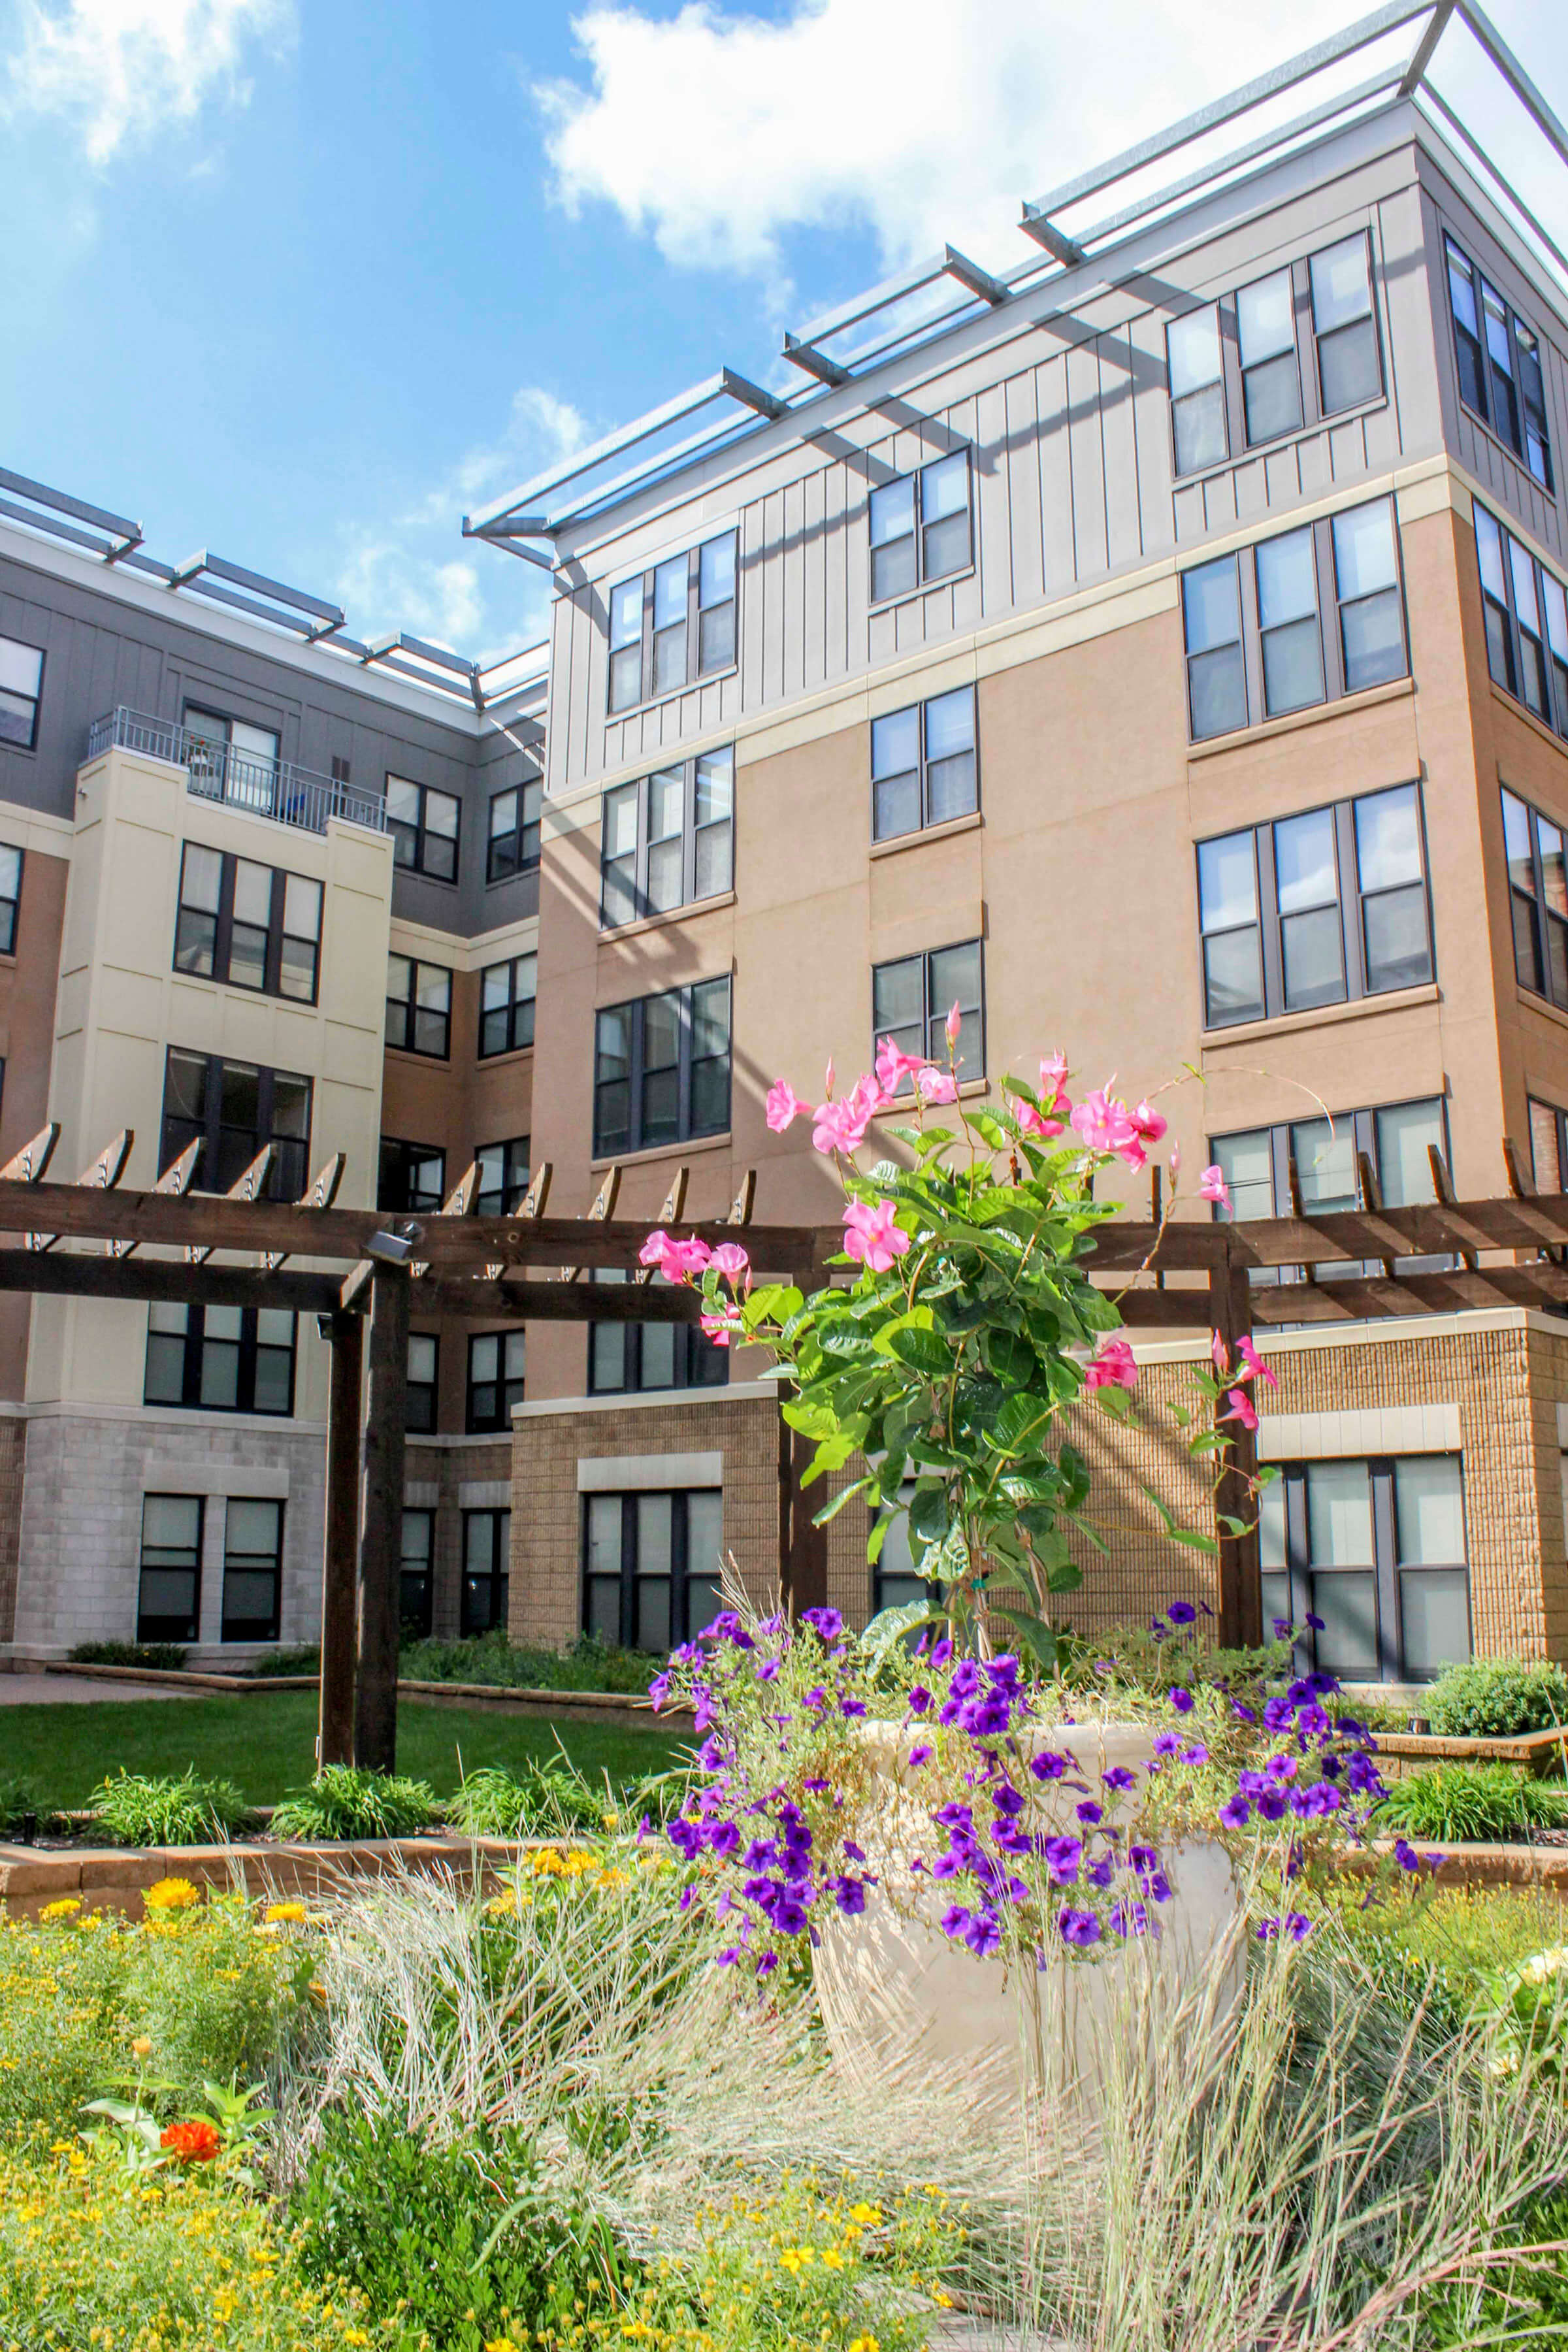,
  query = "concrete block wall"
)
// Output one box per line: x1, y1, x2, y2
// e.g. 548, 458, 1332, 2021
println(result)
404, 1435, 513, 1641
0, 1414, 24, 1642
